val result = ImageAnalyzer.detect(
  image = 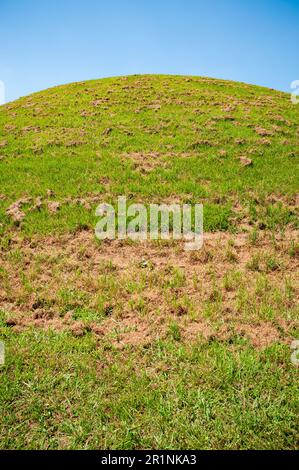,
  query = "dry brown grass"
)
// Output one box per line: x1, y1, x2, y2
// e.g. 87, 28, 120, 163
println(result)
1, 228, 298, 349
